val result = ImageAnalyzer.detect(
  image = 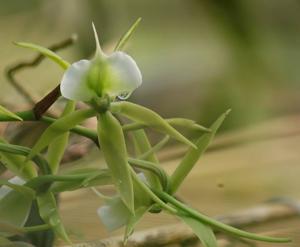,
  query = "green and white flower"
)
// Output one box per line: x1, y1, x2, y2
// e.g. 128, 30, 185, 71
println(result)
60, 24, 142, 102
